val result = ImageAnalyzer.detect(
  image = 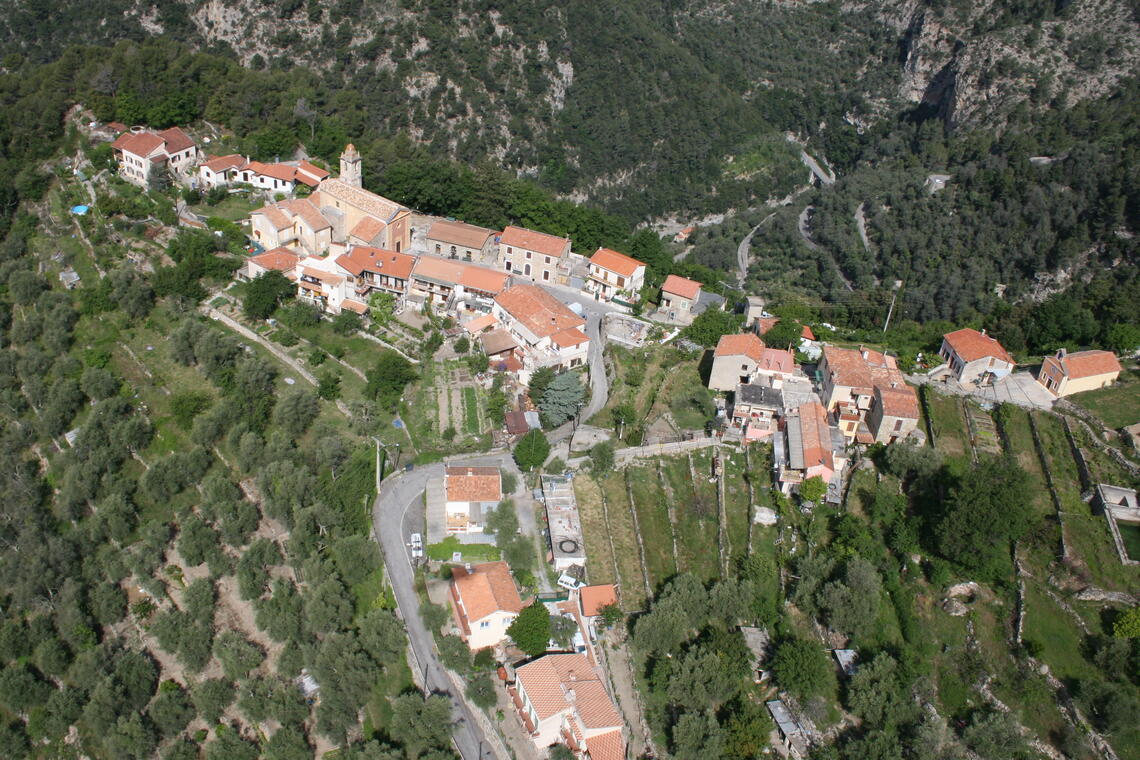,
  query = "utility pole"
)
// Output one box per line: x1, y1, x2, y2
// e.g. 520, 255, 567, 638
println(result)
883, 279, 903, 333
372, 437, 381, 494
